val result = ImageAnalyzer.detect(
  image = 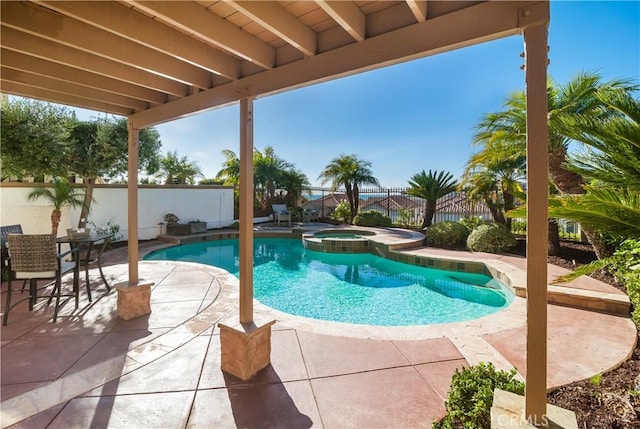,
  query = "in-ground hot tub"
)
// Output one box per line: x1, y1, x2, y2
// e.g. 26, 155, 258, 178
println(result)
302, 229, 376, 253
